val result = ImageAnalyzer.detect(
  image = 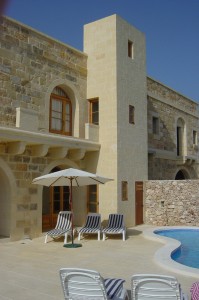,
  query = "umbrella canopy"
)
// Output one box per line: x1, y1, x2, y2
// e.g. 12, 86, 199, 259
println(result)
32, 168, 112, 187
32, 168, 113, 247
